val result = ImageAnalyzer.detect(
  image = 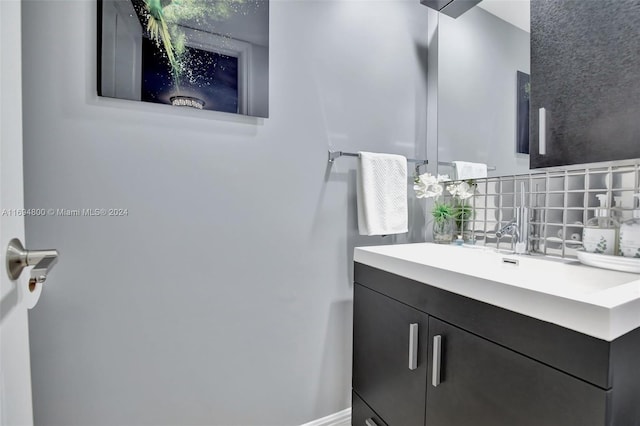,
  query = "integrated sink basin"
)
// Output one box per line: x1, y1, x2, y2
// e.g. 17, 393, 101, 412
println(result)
354, 243, 640, 341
